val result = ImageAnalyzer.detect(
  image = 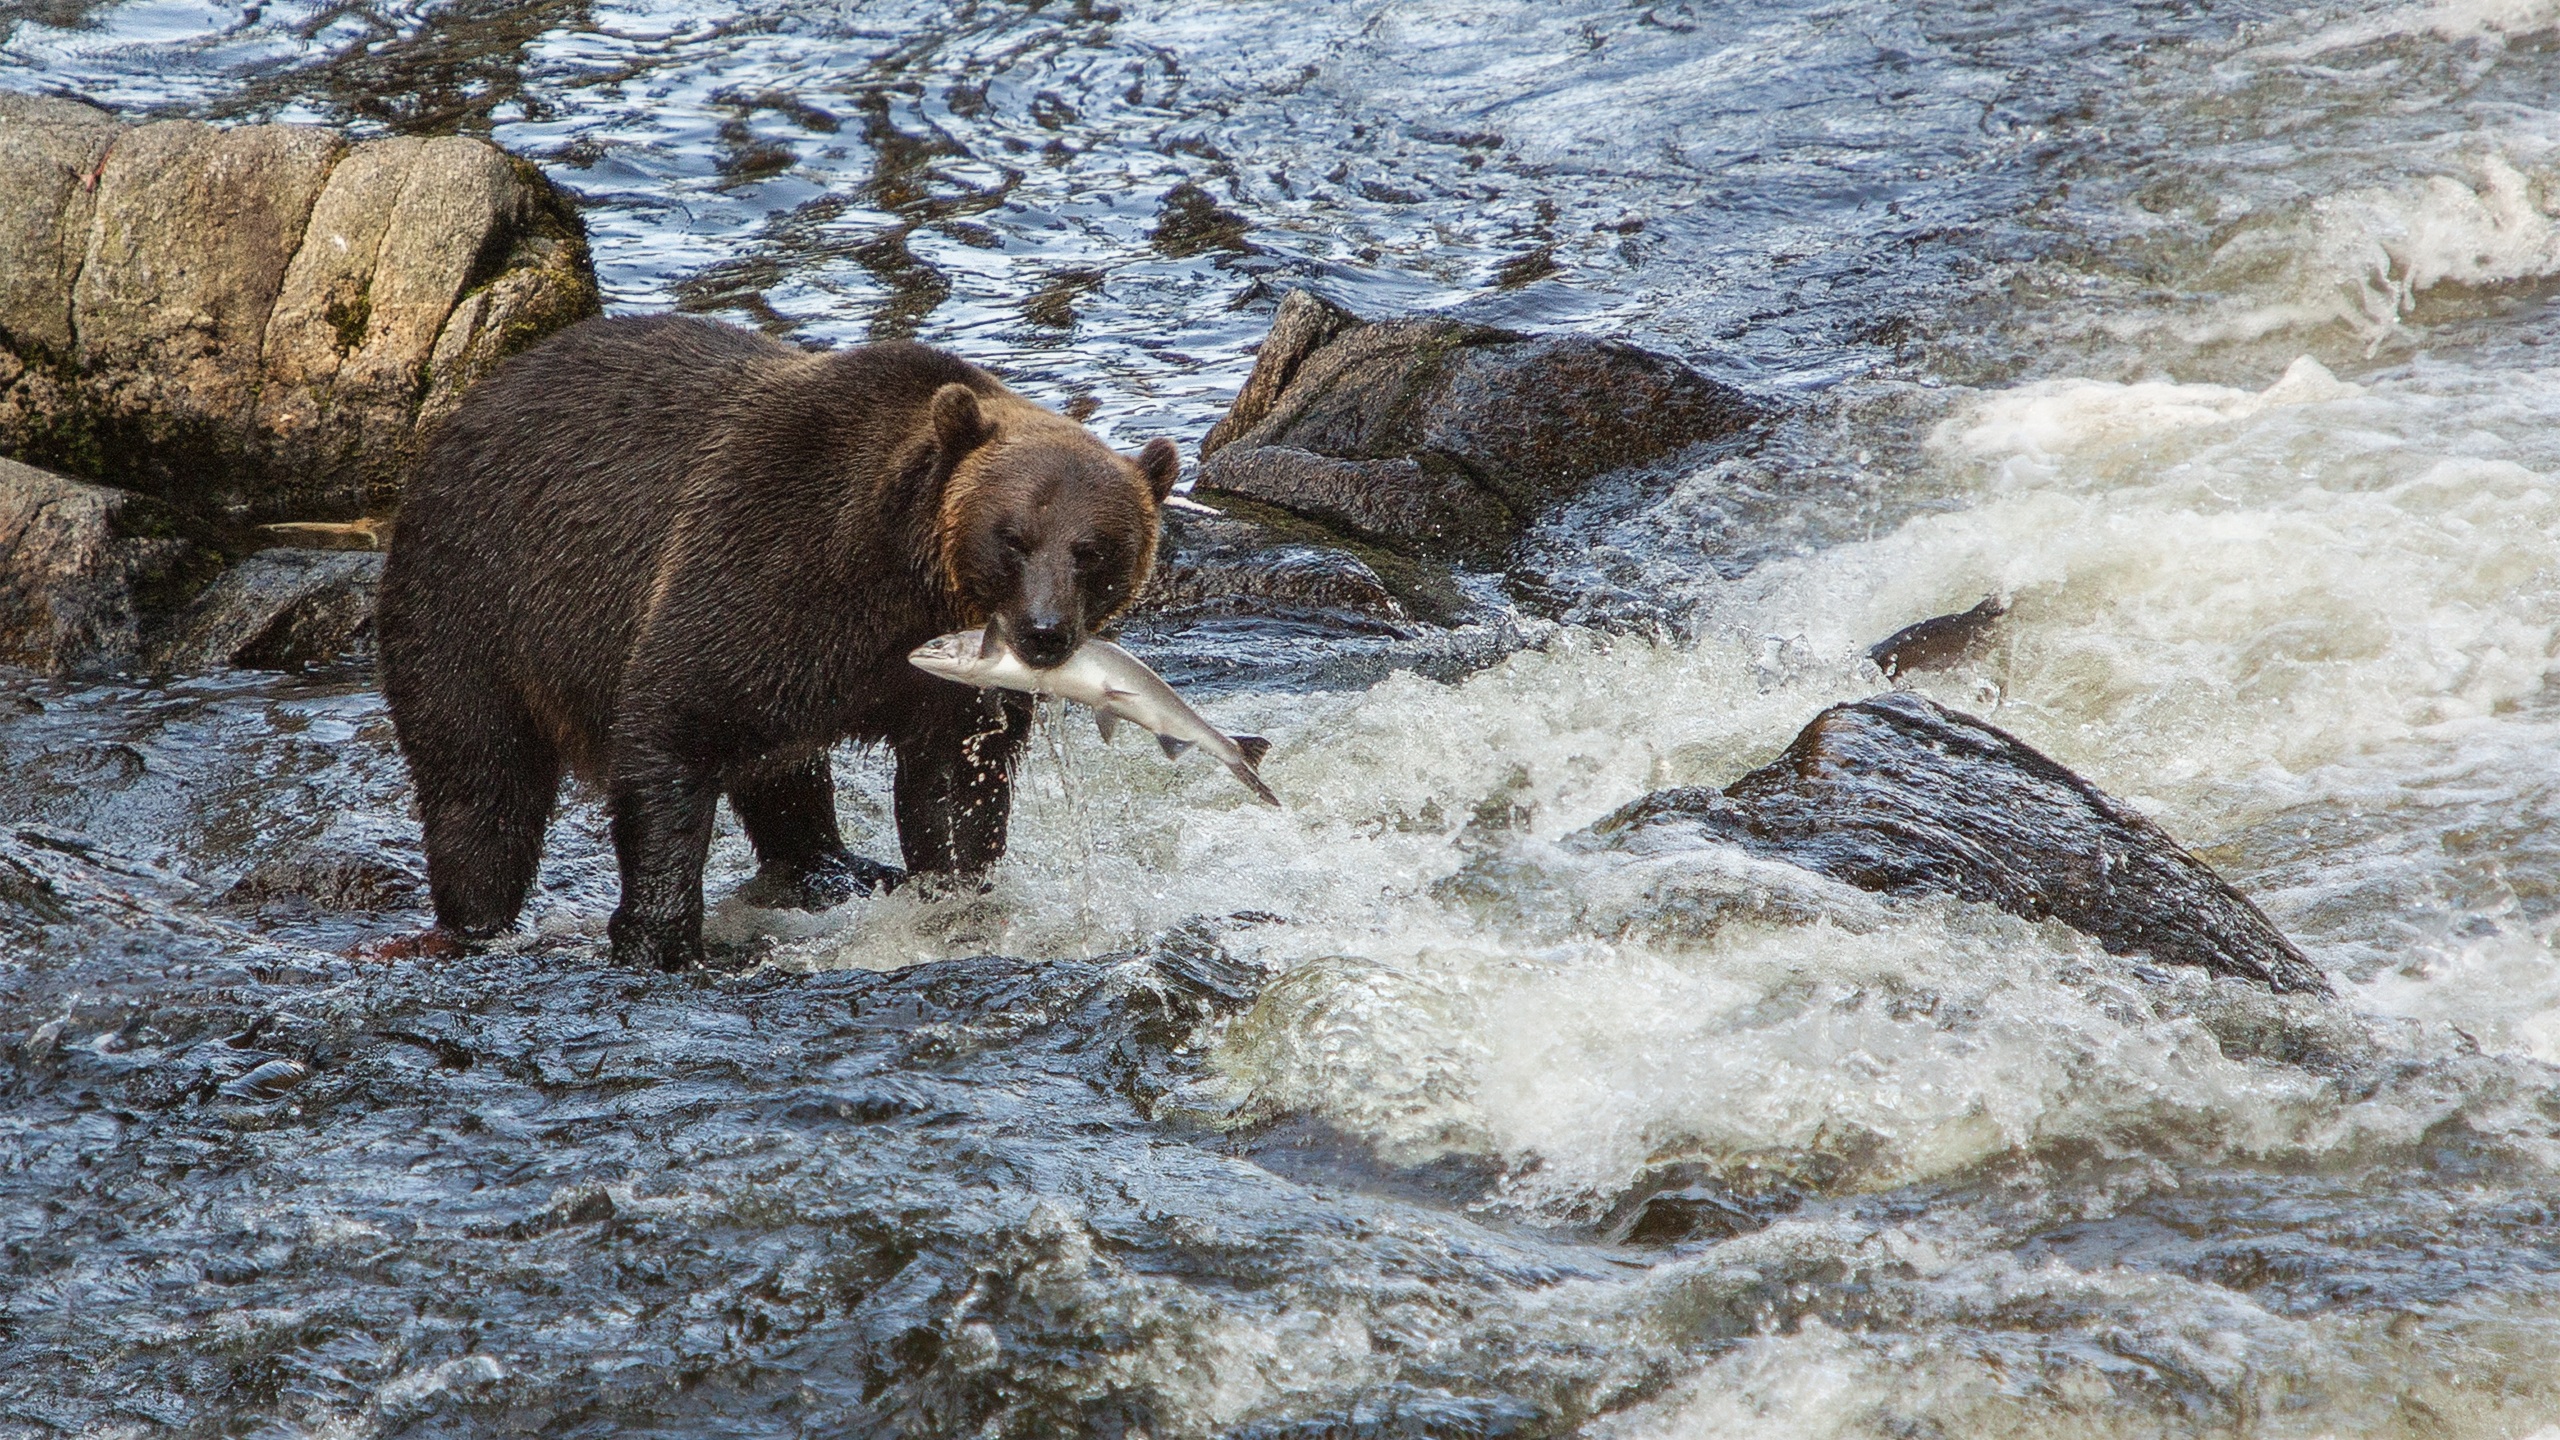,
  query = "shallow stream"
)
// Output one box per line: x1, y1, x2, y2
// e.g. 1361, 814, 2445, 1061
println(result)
5, 0, 2560, 1435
